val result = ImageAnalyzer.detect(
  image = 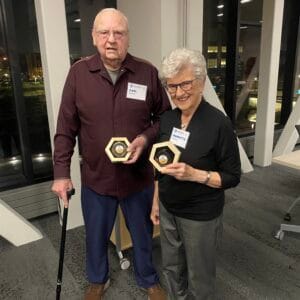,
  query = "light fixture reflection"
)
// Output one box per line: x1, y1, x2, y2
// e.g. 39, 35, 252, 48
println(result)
34, 153, 50, 162
9, 157, 21, 165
